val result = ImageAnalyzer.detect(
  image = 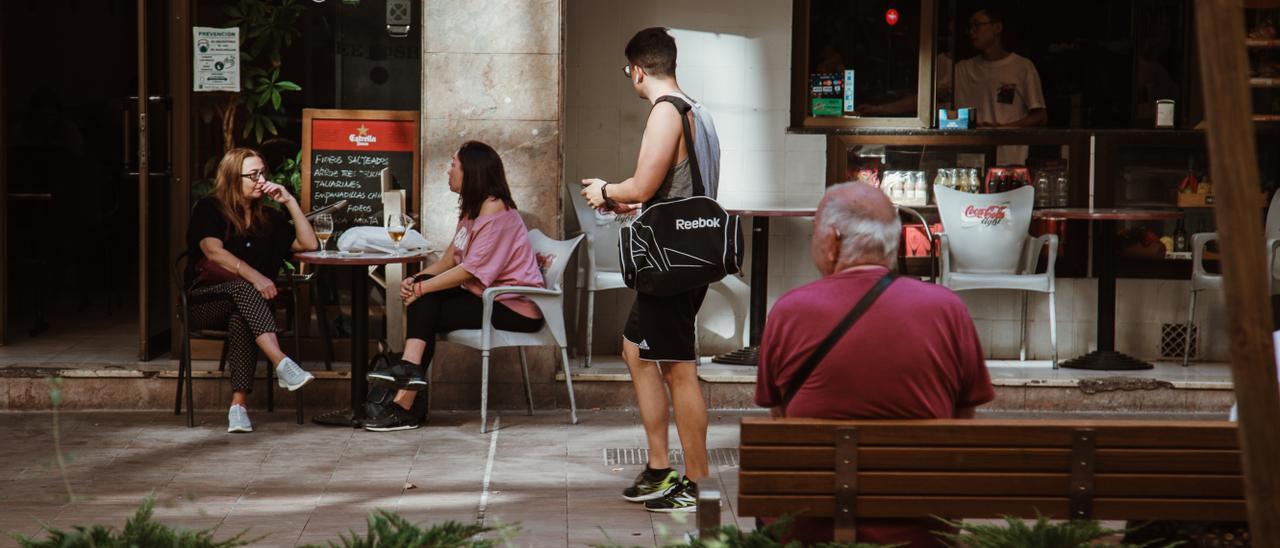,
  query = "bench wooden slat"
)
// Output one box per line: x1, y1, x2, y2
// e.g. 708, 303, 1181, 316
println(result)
741, 446, 1242, 474
740, 471, 1245, 498
739, 417, 1239, 449
738, 495, 1247, 521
